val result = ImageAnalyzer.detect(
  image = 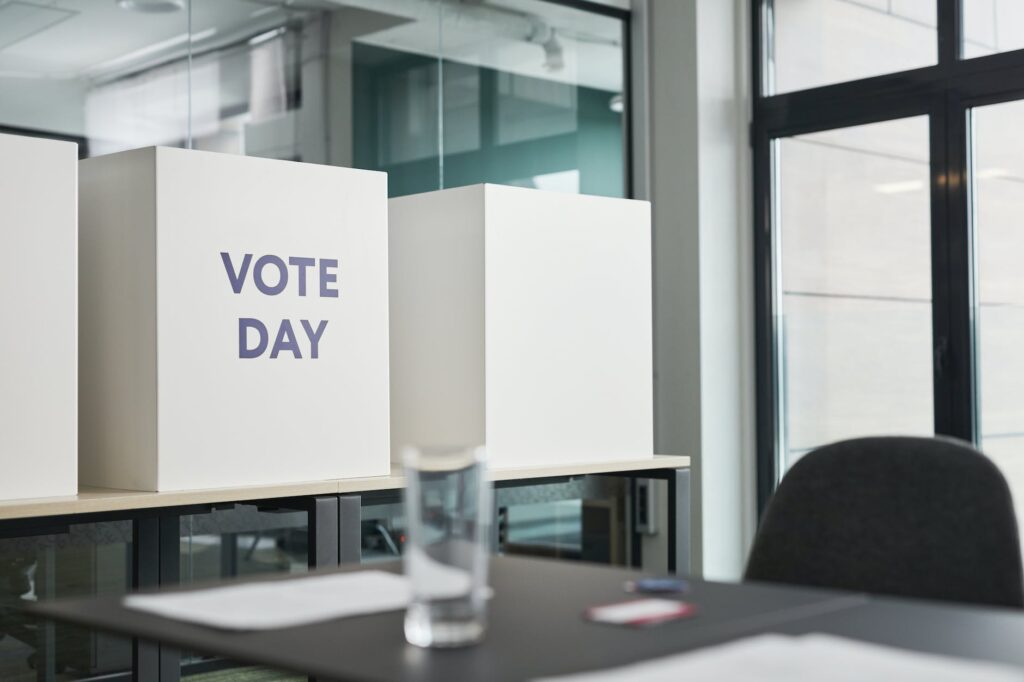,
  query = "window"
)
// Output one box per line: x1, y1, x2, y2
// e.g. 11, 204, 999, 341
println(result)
754, 0, 1024, 511
767, 0, 937, 94
777, 117, 934, 468
972, 99, 1024, 523
962, 0, 1024, 57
